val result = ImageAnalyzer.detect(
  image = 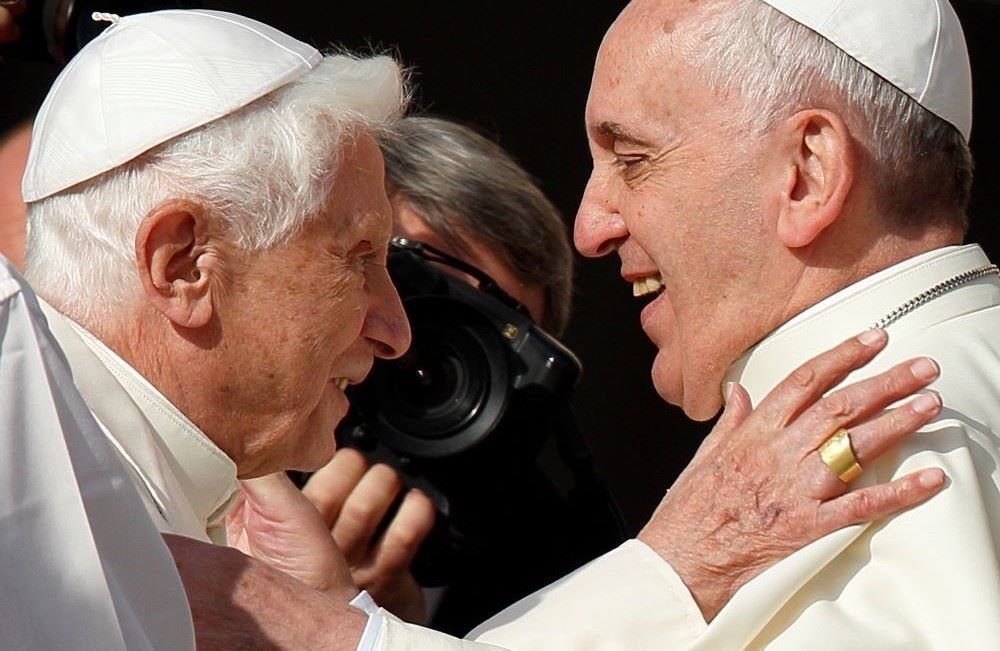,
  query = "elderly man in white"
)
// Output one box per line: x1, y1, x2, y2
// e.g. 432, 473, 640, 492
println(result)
565, 0, 999, 648
6, 5, 968, 651
20, 11, 414, 545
